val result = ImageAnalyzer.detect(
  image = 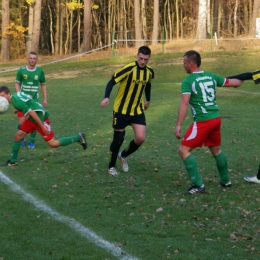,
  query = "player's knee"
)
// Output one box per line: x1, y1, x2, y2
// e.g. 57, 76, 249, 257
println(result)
113, 130, 125, 144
